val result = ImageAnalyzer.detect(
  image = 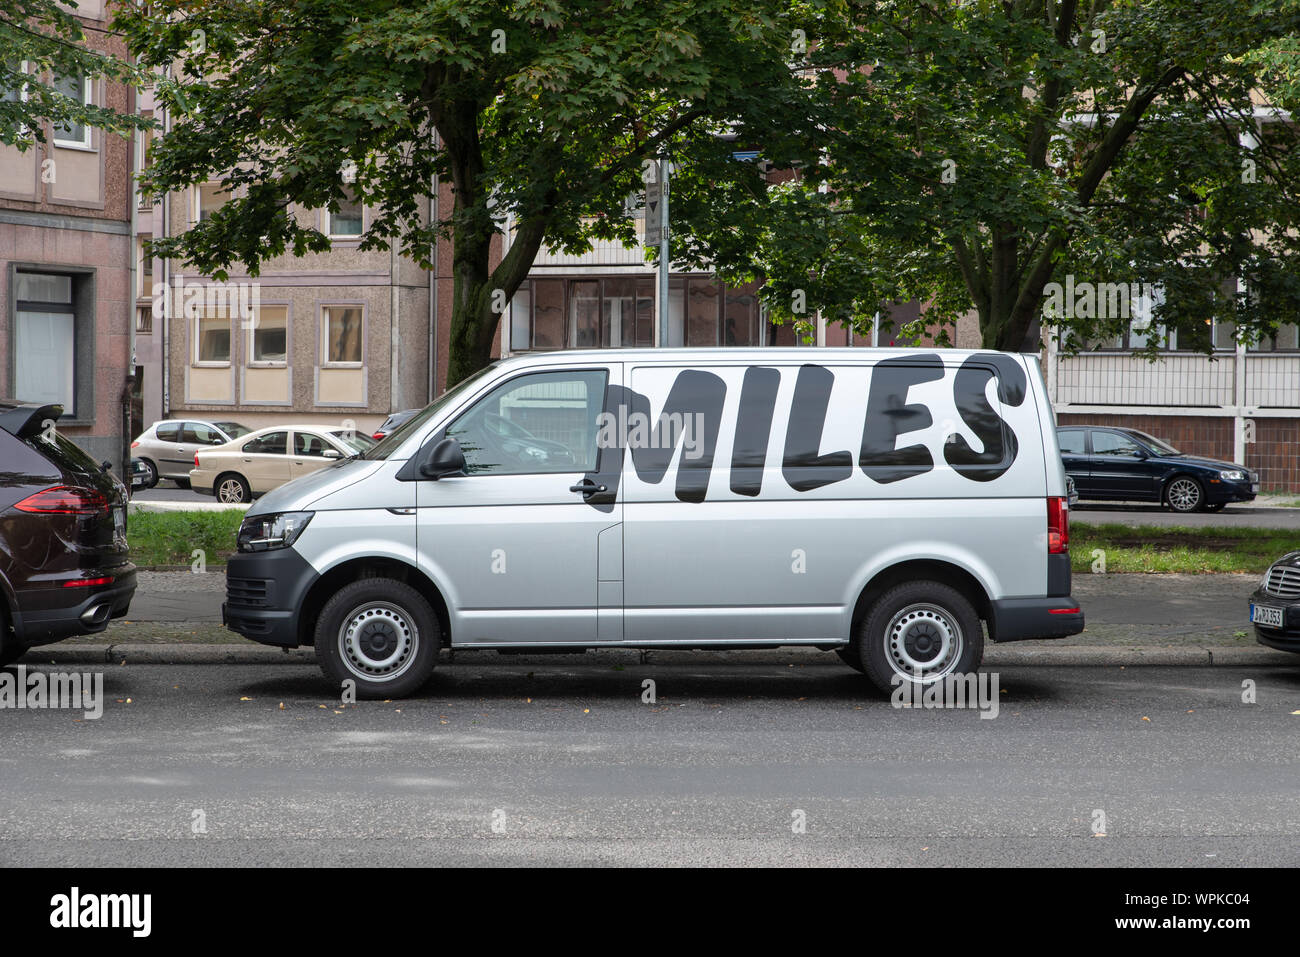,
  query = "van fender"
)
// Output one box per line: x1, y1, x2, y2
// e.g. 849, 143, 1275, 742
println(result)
843, 542, 1002, 623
